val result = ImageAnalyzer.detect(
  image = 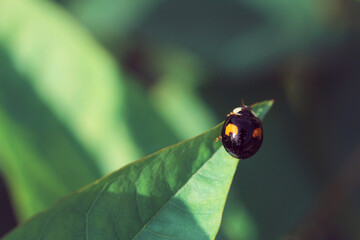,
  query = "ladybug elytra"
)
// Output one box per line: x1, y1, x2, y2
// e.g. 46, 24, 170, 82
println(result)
221, 105, 263, 159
